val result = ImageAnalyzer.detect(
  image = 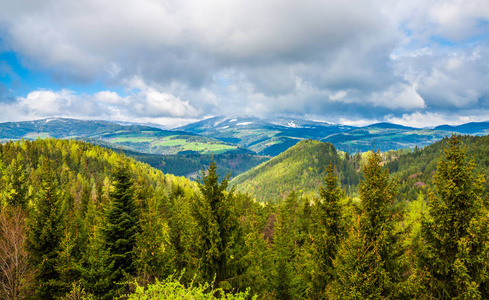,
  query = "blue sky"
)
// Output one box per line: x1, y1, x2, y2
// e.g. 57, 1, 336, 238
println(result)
0, 0, 489, 128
